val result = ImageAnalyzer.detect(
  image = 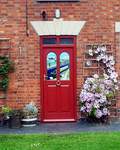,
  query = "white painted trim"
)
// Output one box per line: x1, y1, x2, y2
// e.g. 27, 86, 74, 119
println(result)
22, 124, 36, 127
115, 22, 120, 32
21, 118, 37, 121
31, 19, 86, 36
